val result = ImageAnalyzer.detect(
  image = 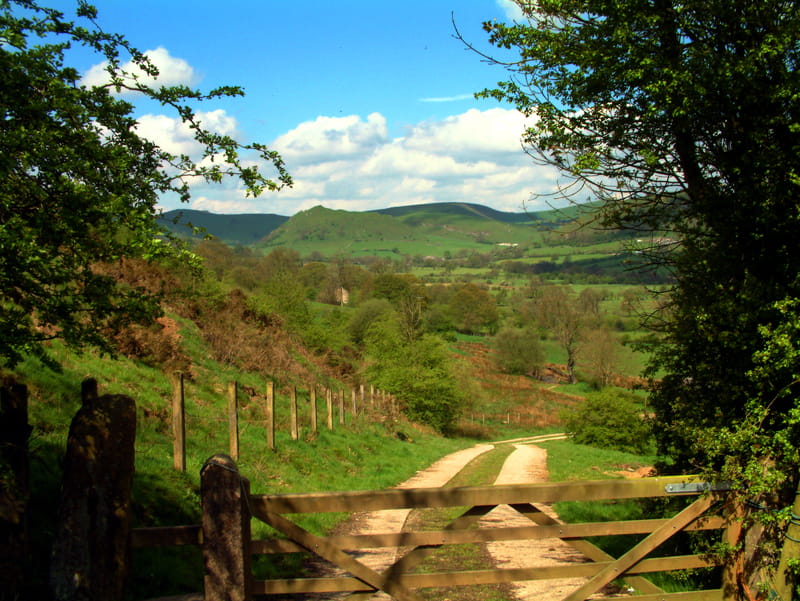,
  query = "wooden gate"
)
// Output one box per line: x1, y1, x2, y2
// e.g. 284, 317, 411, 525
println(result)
133, 454, 736, 601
